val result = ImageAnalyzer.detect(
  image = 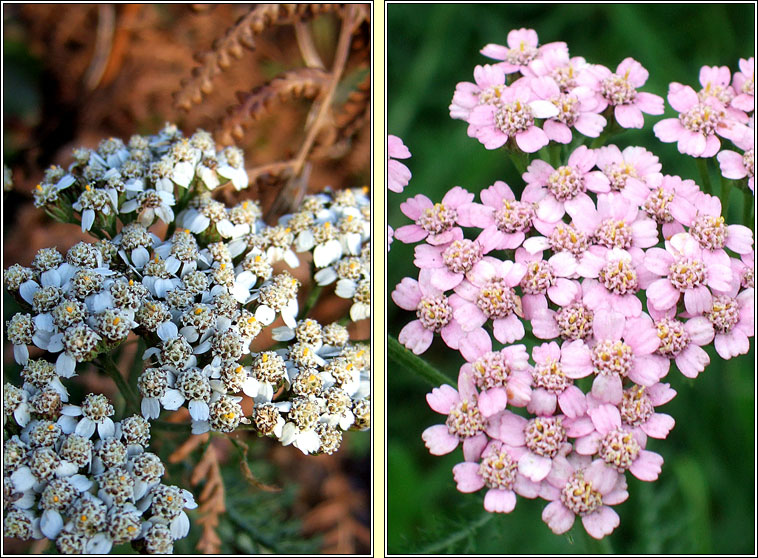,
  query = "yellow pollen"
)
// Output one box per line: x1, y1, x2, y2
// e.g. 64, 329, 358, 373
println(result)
80, 515, 88, 522
347, 215, 354, 221
357, 350, 365, 358
519, 40, 525, 52
119, 475, 126, 481
247, 316, 256, 323
624, 69, 631, 80
53, 495, 59, 502
66, 305, 74, 313
128, 279, 134, 286
47, 424, 55, 430
36, 184, 43, 191
154, 255, 160, 262
262, 353, 269, 362
128, 526, 136, 533
303, 347, 310, 355
308, 374, 317, 383
362, 185, 369, 193
220, 263, 226, 270
243, 201, 249, 209
85, 184, 91, 191
254, 255, 261, 262
167, 495, 173, 501
194, 307, 204, 315
285, 227, 291, 233
570, 232, 577, 243
235, 366, 243, 373
113, 317, 121, 325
